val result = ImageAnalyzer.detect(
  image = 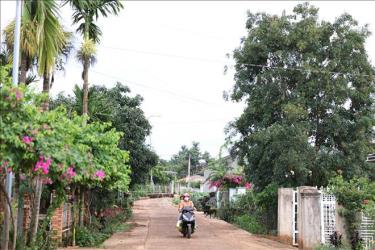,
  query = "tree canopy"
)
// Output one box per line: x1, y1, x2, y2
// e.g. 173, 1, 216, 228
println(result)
227, 3, 375, 190
169, 141, 212, 178
51, 83, 158, 185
